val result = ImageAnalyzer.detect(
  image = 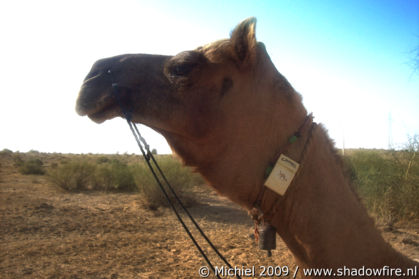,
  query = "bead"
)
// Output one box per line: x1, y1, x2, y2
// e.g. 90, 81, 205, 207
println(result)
289, 135, 298, 143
